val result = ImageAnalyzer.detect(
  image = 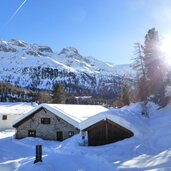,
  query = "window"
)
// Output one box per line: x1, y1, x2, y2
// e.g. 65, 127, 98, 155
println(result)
2, 115, 7, 120
68, 131, 74, 137
28, 130, 36, 137
41, 118, 51, 124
